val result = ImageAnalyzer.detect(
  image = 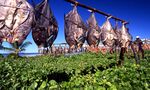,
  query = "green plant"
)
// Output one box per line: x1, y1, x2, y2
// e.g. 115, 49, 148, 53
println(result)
2, 41, 32, 56
0, 51, 149, 89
